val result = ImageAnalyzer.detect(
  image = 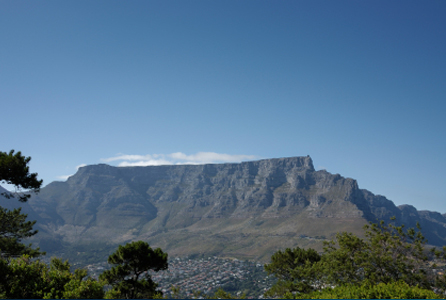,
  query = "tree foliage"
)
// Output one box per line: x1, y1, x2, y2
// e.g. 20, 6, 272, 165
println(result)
320, 219, 430, 288
100, 241, 168, 299
293, 280, 442, 299
0, 206, 42, 259
0, 255, 104, 299
0, 150, 43, 259
264, 247, 321, 296
265, 219, 444, 298
0, 150, 43, 202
